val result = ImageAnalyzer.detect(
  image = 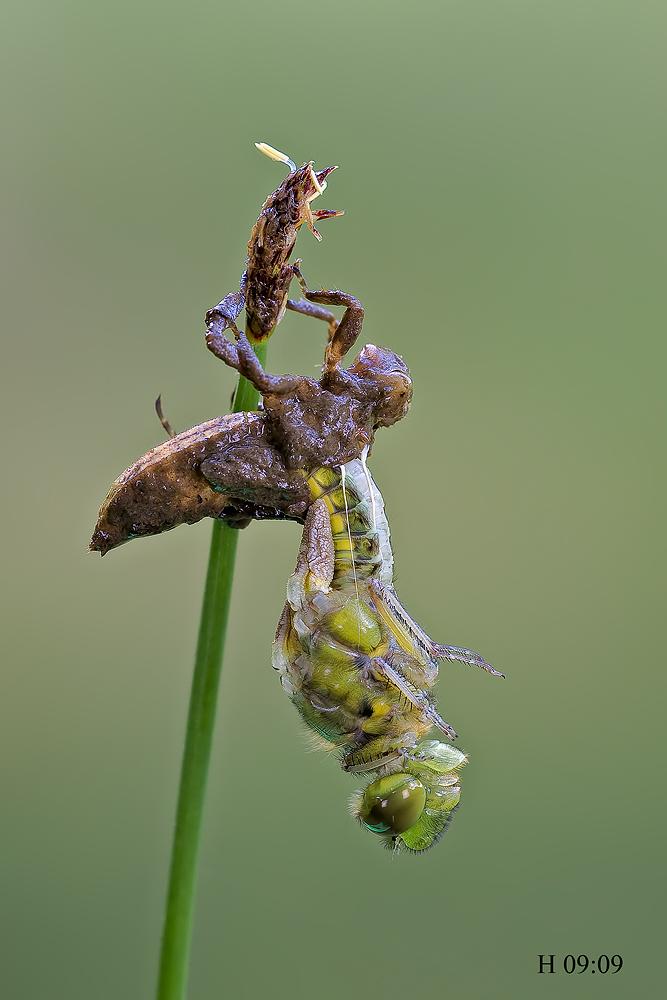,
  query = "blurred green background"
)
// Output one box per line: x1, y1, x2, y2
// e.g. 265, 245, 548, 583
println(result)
1, 1, 664, 997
